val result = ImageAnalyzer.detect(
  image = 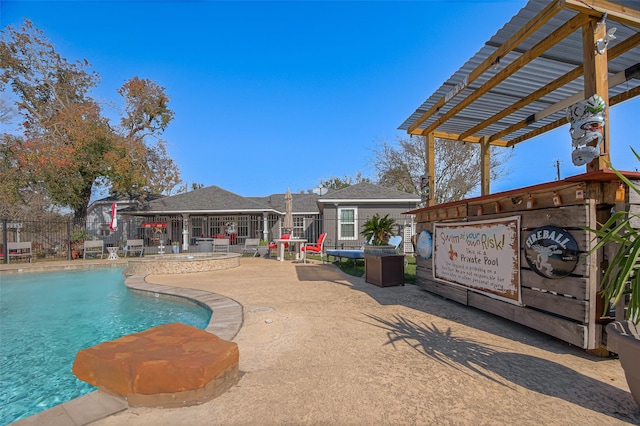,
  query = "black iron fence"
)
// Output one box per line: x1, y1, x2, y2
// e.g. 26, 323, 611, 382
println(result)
1, 214, 415, 263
